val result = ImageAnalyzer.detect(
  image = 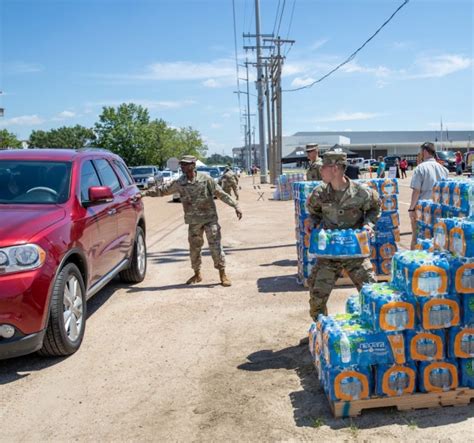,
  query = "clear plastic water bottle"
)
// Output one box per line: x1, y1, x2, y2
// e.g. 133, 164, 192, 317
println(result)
386, 307, 408, 330
429, 368, 452, 391
461, 268, 474, 290
388, 371, 409, 395
461, 333, 474, 356
340, 377, 362, 400
417, 337, 437, 359
429, 304, 453, 328
318, 229, 327, 252
340, 332, 352, 364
